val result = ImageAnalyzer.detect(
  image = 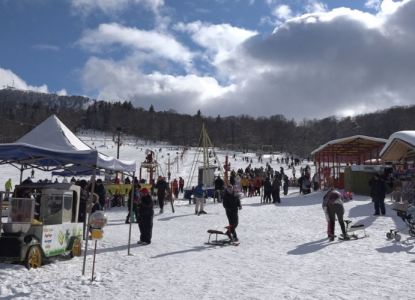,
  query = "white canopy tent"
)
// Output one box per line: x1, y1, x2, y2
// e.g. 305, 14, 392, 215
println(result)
380, 131, 415, 162
0, 114, 137, 273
